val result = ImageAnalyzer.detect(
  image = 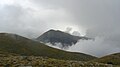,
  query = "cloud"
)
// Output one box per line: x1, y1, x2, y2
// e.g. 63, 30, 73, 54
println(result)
65, 27, 72, 33
0, 0, 120, 57
68, 37, 120, 57
35, 0, 120, 57
0, 0, 76, 38
72, 31, 81, 36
